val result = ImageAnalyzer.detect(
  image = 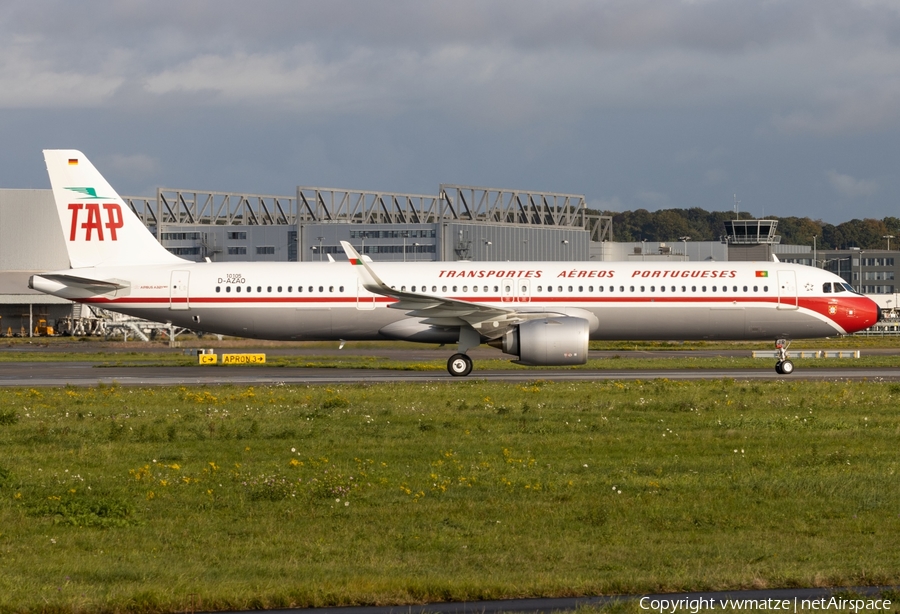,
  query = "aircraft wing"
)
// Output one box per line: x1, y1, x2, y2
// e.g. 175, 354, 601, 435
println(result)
340, 241, 530, 333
